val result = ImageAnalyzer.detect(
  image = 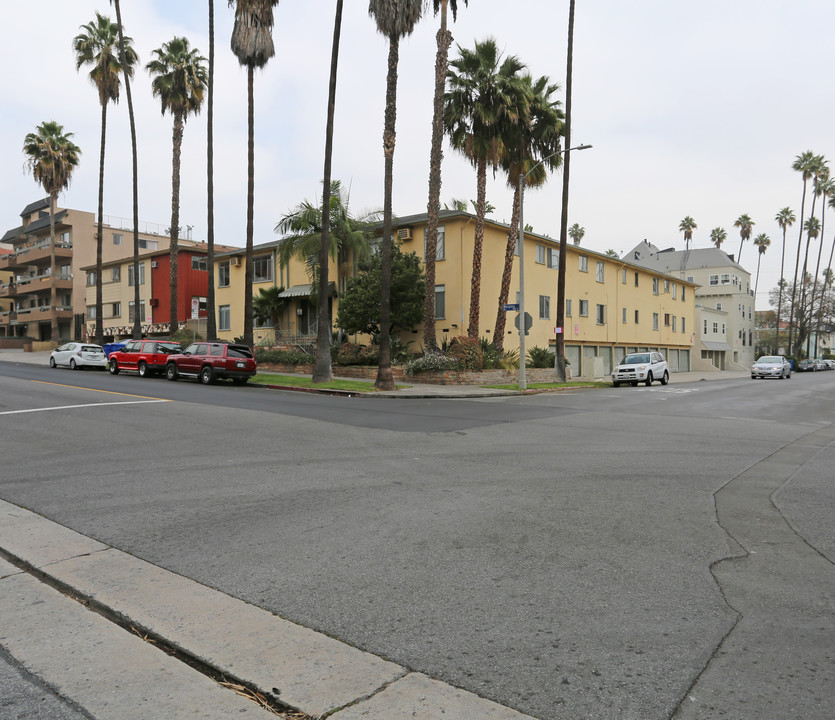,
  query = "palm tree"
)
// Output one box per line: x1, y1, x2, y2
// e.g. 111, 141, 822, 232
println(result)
808, 178, 834, 355
709, 227, 727, 250
368, 0, 424, 391
774, 206, 795, 354
206, 0, 217, 341
147, 37, 208, 336
253, 285, 287, 330
423, 0, 468, 352
568, 223, 584, 246
73, 12, 137, 345
679, 216, 697, 250
493, 74, 563, 351
753, 232, 770, 298
22, 122, 81, 342
788, 151, 818, 354
229, 0, 280, 347
798, 215, 821, 354
445, 37, 527, 340
444, 197, 468, 211
733, 213, 754, 265
110, 0, 142, 339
